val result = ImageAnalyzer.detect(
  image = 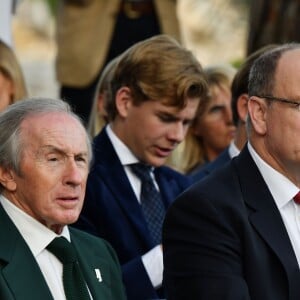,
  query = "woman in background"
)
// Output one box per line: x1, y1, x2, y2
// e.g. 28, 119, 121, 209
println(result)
167, 63, 236, 174
0, 40, 27, 111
